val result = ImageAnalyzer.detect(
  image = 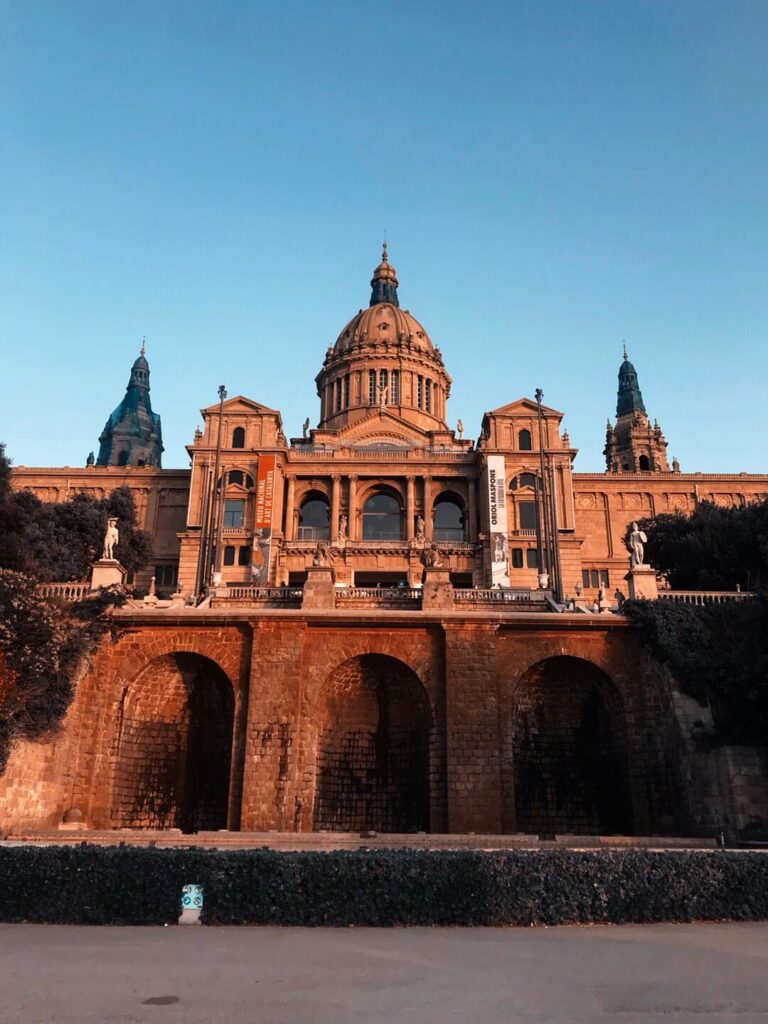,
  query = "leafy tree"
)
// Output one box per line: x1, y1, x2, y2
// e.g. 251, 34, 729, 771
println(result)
624, 597, 768, 746
631, 499, 768, 592
0, 444, 151, 581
